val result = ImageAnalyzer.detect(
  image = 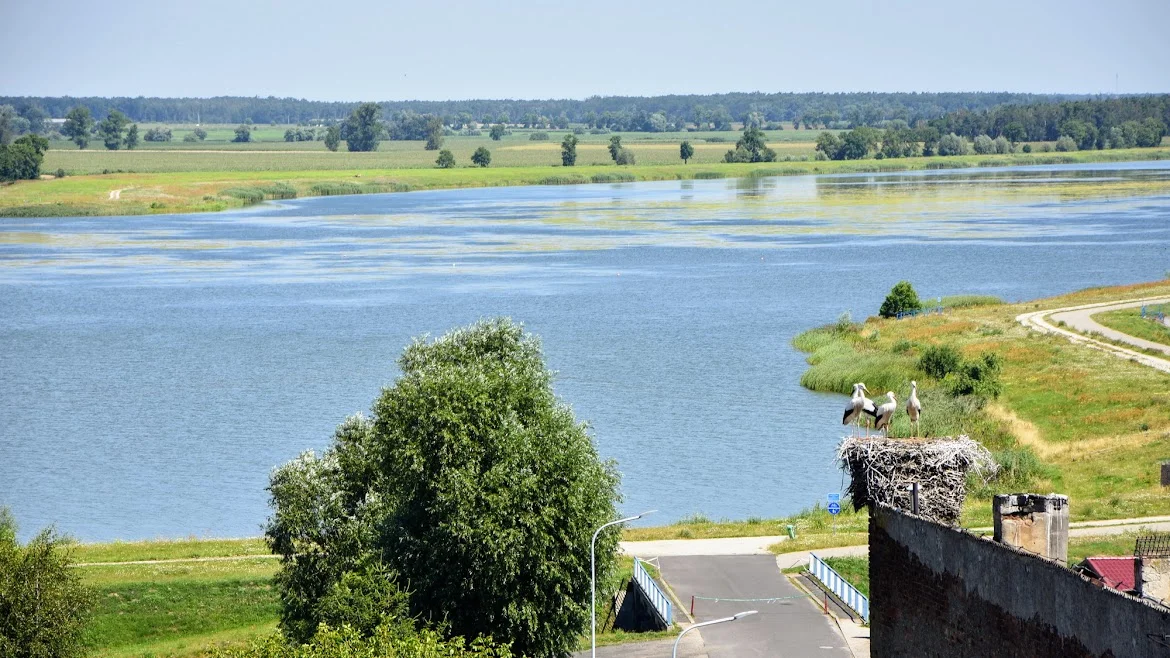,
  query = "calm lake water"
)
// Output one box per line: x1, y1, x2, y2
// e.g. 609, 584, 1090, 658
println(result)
3, 161, 1170, 541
